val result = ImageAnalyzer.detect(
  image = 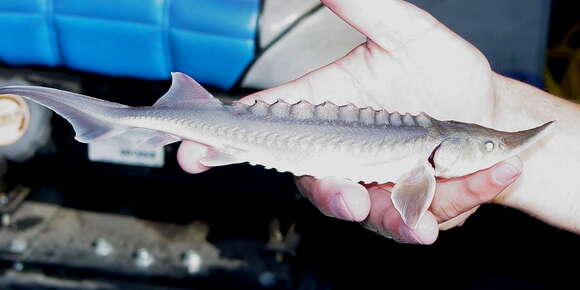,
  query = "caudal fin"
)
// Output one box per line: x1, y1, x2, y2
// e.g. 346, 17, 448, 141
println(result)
0, 86, 129, 143
0, 73, 217, 146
